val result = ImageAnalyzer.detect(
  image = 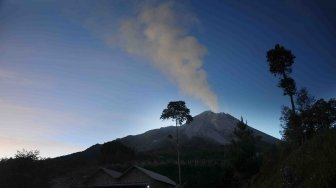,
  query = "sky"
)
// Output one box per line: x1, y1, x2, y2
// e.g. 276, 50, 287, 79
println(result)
0, 0, 335, 158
